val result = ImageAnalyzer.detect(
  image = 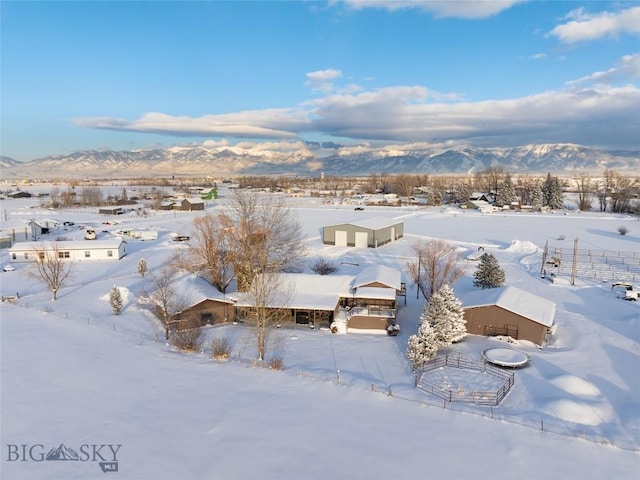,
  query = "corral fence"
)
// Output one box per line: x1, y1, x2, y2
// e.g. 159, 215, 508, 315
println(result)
416, 353, 515, 406
541, 240, 640, 284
